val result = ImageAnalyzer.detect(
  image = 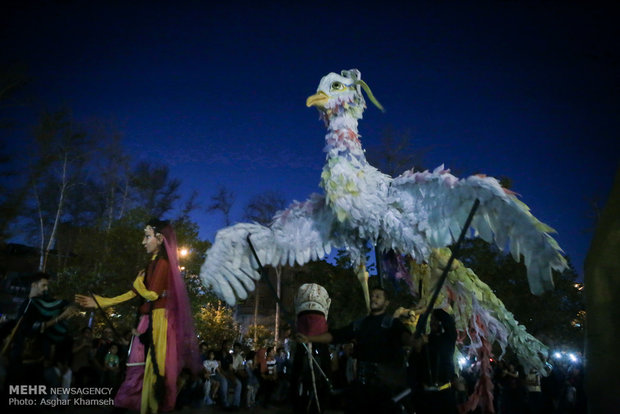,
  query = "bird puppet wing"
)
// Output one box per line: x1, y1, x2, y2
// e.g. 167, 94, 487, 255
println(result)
384, 165, 568, 295
200, 193, 335, 305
